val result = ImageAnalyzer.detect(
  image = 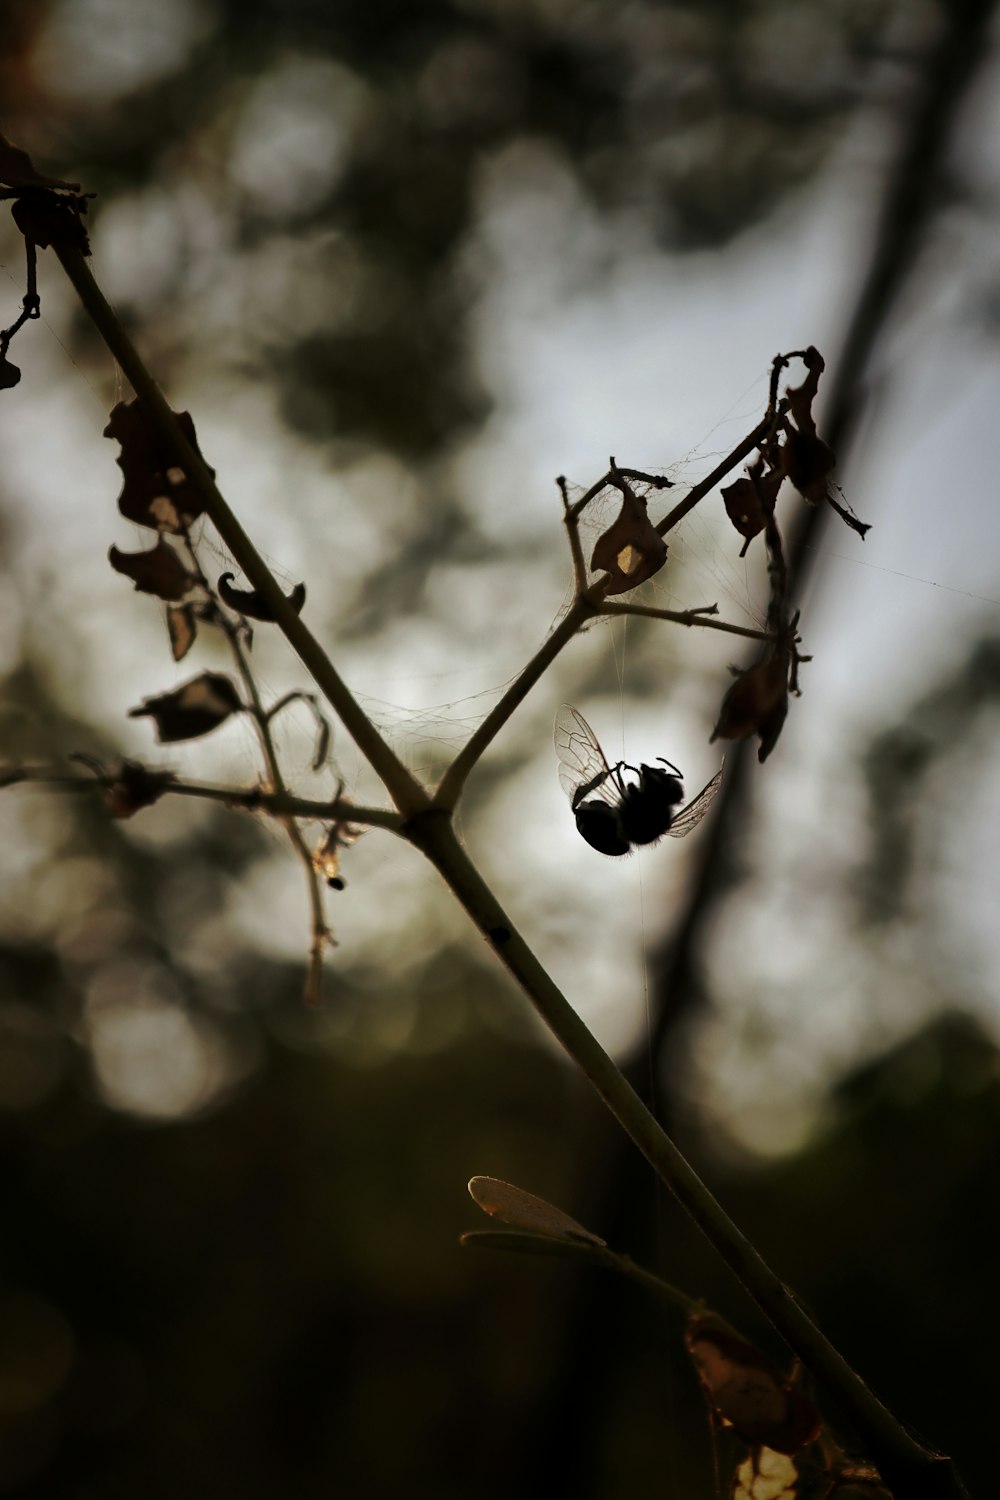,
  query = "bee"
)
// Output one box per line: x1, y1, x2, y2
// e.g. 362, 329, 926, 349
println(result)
554, 704, 722, 857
